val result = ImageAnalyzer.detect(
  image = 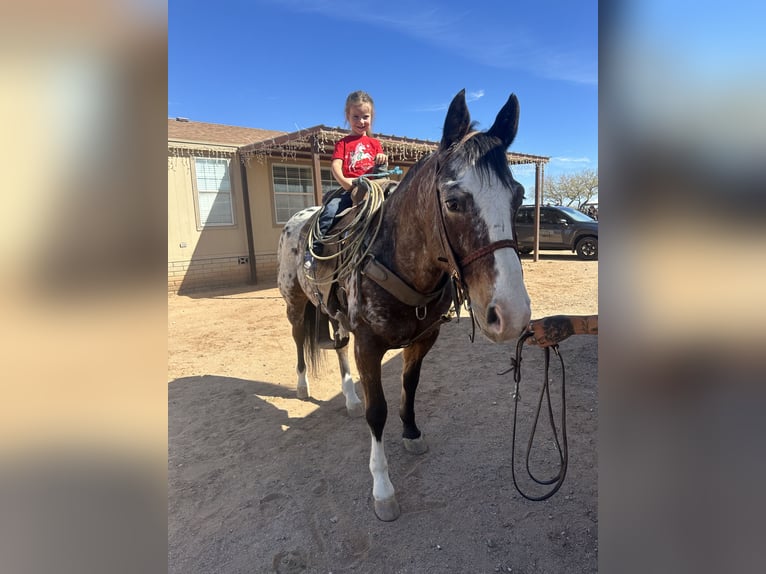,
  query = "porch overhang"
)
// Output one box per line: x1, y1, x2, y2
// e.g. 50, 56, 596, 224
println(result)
237, 125, 550, 168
